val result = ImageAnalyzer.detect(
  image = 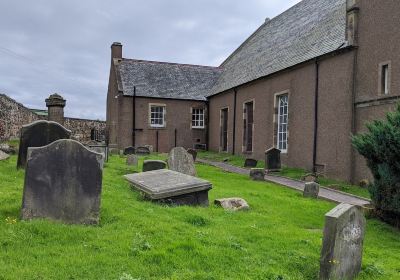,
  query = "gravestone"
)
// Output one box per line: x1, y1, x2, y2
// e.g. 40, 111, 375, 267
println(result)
214, 198, 250, 211
143, 160, 167, 172
136, 146, 151, 155
250, 168, 265, 181
17, 120, 71, 169
144, 145, 154, 153
123, 146, 135, 155
21, 139, 103, 225
187, 148, 198, 161
303, 182, 320, 198
244, 158, 258, 168
87, 144, 108, 162
265, 147, 281, 171
168, 147, 196, 176
125, 169, 212, 206
126, 154, 138, 166
0, 150, 9, 161
319, 203, 366, 280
